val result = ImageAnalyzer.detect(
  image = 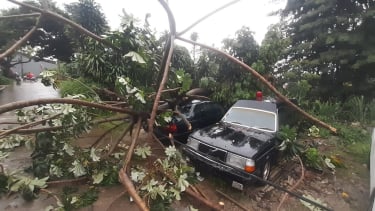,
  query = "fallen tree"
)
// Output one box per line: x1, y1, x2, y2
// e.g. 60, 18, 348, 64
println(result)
0, 0, 337, 210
